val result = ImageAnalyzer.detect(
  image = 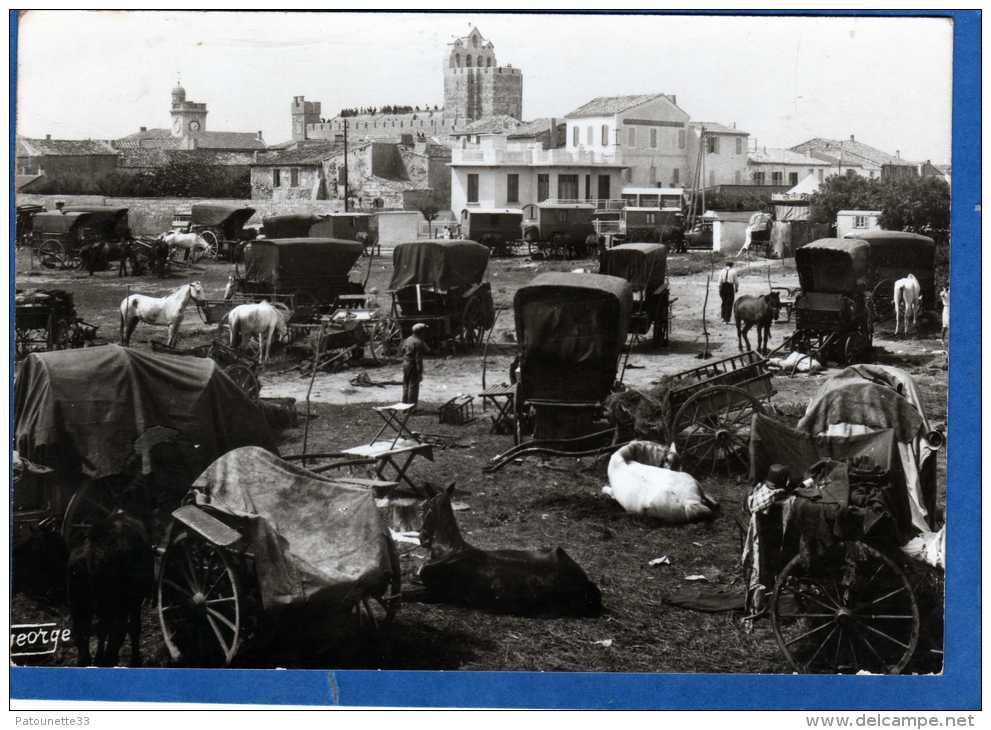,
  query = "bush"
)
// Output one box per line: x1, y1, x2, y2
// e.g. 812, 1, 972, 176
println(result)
35, 160, 251, 198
